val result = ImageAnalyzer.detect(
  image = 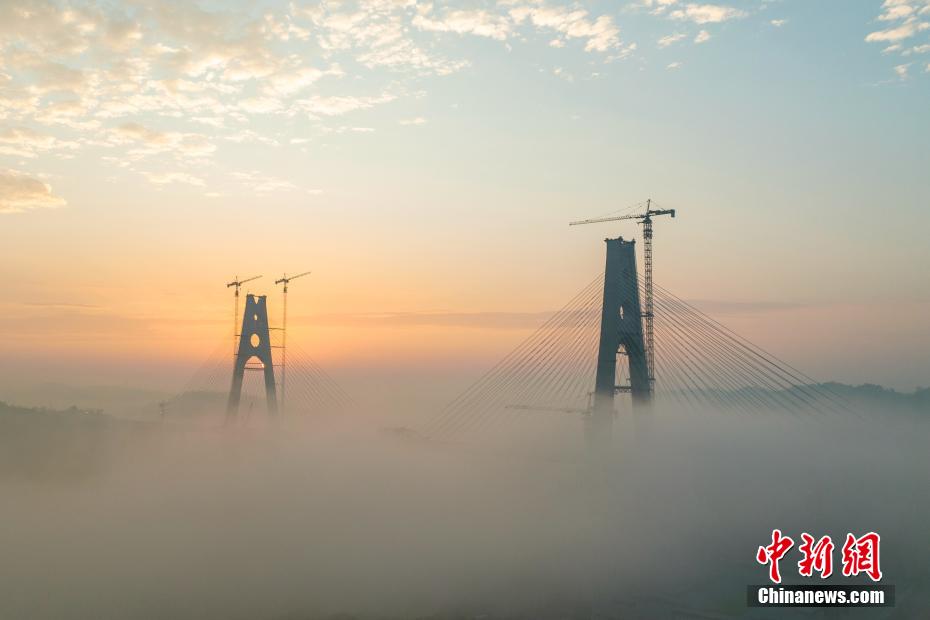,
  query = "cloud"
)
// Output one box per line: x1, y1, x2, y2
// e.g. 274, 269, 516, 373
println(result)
667, 61, 683, 69
878, 1, 922, 22
399, 117, 428, 126
694, 30, 711, 43
0, 169, 66, 213
903, 43, 930, 54
0, 1, 100, 56
294, 93, 397, 118
264, 66, 338, 96
866, 20, 930, 43
770, 19, 788, 28
142, 171, 205, 186
866, 1, 930, 76
261, 12, 312, 42
296, 0, 469, 76
668, 4, 747, 24
238, 96, 283, 114
658, 33, 686, 47
0, 0, 764, 196
113, 122, 167, 145
225, 129, 279, 146
509, 4, 621, 52
111, 122, 216, 158
231, 170, 302, 193
13, 56, 90, 95
552, 66, 574, 81
635, 0, 682, 16
0, 0, 637, 166
0, 0, 343, 156
143, 2, 285, 82
0, 126, 80, 158
413, 9, 511, 41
